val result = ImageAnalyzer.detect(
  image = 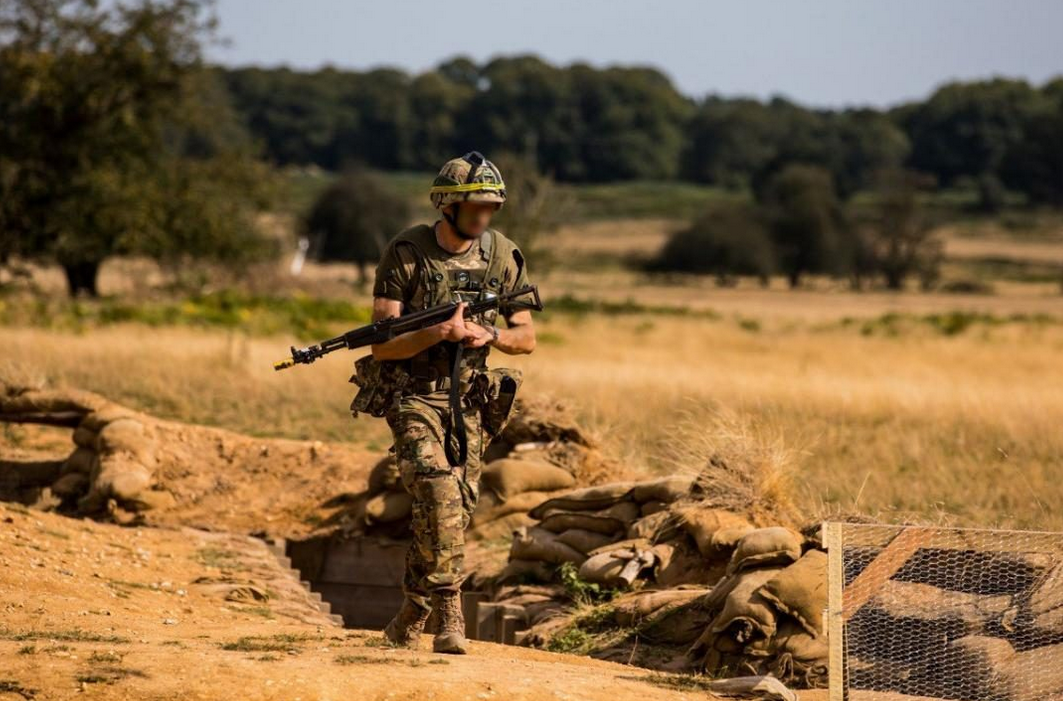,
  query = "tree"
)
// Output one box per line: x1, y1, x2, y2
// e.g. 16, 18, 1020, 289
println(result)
0, 0, 278, 296
896, 79, 1043, 211
303, 168, 411, 286
759, 164, 849, 288
1001, 81, 1063, 206
857, 169, 942, 291
648, 203, 775, 286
